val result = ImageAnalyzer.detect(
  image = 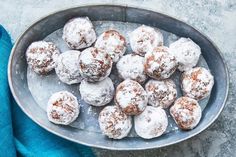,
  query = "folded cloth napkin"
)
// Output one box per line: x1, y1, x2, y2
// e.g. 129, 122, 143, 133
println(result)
0, 25, 95, 157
